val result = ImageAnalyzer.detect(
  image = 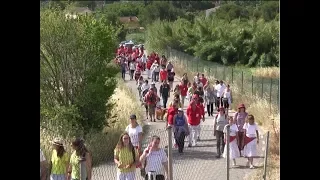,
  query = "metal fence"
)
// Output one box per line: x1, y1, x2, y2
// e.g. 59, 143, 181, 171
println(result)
40, 125, 269, 180
165, 47, 279, 113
